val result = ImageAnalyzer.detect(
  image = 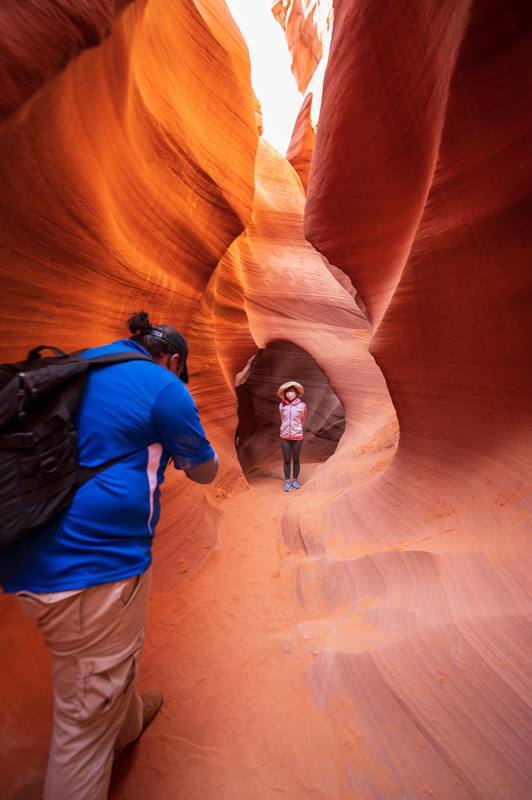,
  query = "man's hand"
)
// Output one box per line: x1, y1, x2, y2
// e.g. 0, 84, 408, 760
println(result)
185, 452, 219, 485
